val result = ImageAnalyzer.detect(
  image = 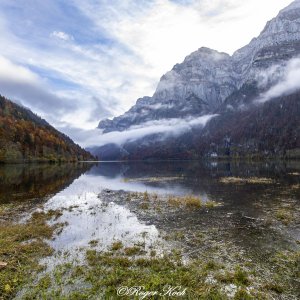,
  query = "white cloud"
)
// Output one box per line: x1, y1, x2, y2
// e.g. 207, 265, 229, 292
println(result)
0, 55, 111, 127
0, 55, 39, 84
257, 57, 300, 103
0, 55, 73, 114
50, 31, 74, 41
75, 0, 292, 81
0, 0, 293, 146
77, 114, 218, 147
